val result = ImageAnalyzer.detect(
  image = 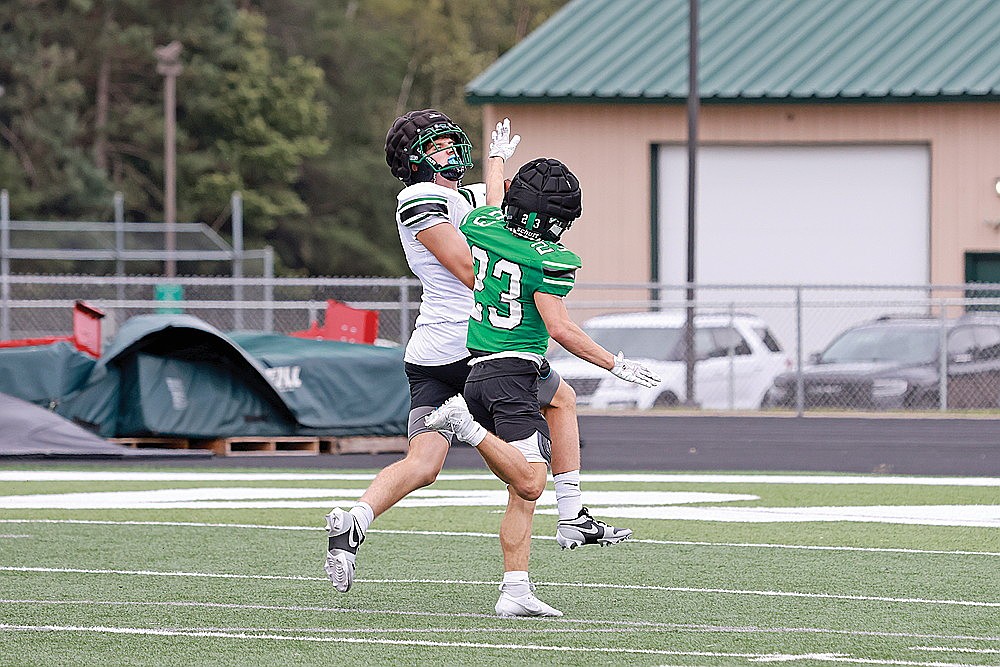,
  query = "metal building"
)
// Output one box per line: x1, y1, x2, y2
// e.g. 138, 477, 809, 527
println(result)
467, 0, 1000, 288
